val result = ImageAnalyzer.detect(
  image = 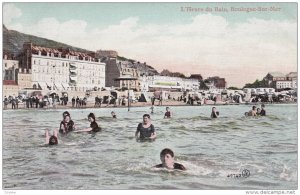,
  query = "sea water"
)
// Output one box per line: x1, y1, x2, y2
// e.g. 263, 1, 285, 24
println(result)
2, 104, 297, 189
